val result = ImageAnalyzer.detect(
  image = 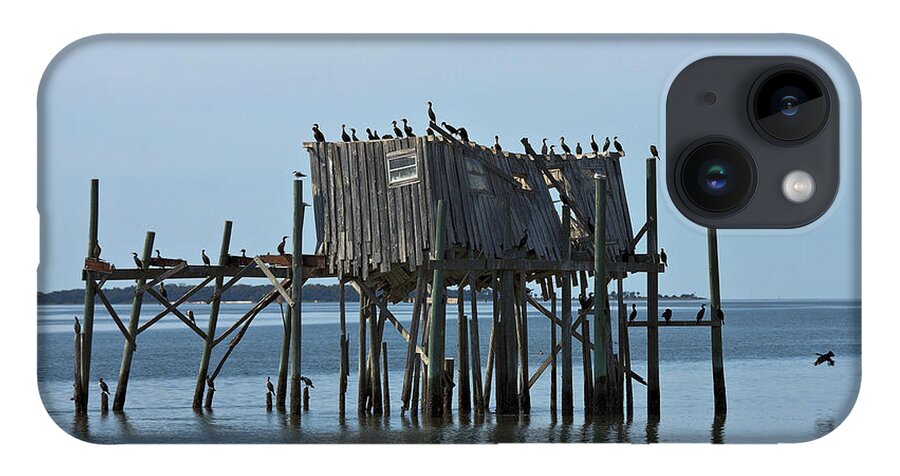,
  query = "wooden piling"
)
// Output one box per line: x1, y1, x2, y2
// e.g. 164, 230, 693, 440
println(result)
516, 274, 530, 414
303, 386, 310, 411
550, 290, 558, 414
73, 332, 83, 412
113, 231, 154, 411
100, 392, 109, 413
289, 180, 305, 415
646, 157, 661, 416
442, 358, 455, 416
266, 392, 273, 412
411, 358, 421, 418
708, 228, 727, 415
457, 314, 471, 414
482, 273, 498, 412
78, 179, 99, 413
561, 206, 574, 418
581, 317, 593, 415
204, 388, 215, 410
495, 269, 519, 415
382, 341, 391, 415
338, 283, 348, 417
369, 302, 384, 415
400, 268, 427, 412
276, 306, 291, 410
358, 294, 368, 415
592, 175, 610, 414
426, 200, 448, 417
469, 280, 484, 414
618, 277, 634, 418
194, 221, 233, 409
